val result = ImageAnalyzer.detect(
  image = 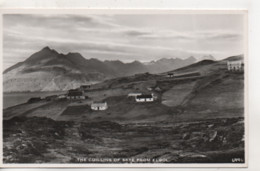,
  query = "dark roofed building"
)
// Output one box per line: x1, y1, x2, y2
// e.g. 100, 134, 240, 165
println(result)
45, 95, 58, 101
136, 95, 152, 99
167, 72, 174, 77
27, 97, 42, 103
67, 89, 85, 100
80, 85, 91, 90
135, 94, 154, 102
68, 91, 82, 96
